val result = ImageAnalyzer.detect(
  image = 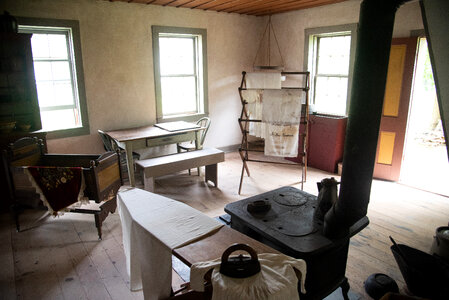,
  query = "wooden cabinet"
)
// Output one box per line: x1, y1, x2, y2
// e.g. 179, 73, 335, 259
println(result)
0, 32, 41, 131
0, 32, 43, 212
308, 115, 347, 173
